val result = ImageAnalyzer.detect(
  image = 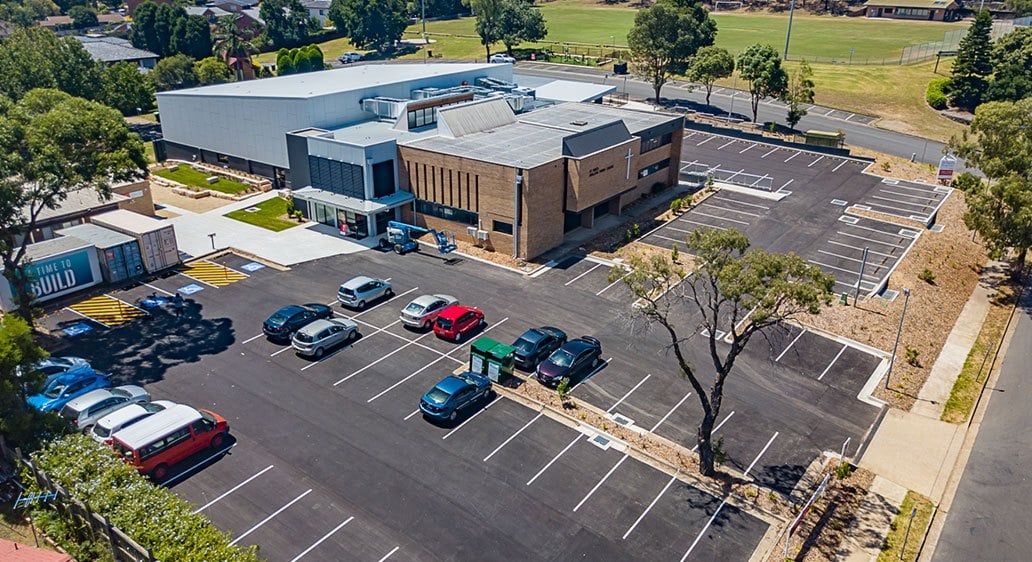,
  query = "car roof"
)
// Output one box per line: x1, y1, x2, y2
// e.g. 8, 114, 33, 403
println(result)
563, 339, 596, 354
51, 371, 98, 384
64, 388, 112, 409
96, 404, 150, 427
518, 328, 548, 343
296, 318, 352, 335
341, 275, 375, 289
437, 304, 475, 320
112, 404, 202, 448
409, 294, 441, 307
275, 304, 305, 316
434, 376, 469, 395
